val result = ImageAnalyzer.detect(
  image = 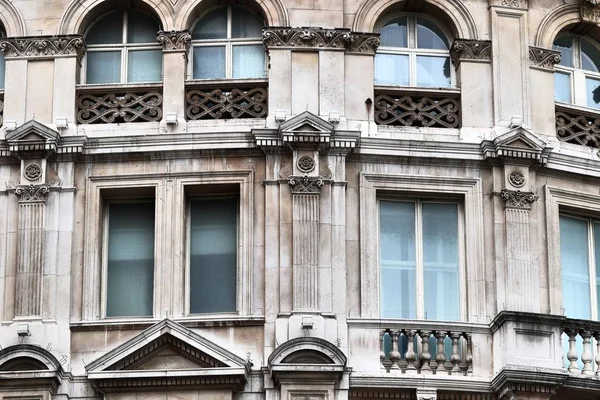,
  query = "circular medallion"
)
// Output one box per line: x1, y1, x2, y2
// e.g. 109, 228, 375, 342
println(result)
24, 163, 42, 181
508, 170, 525, 188
297, 155, 315, 173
